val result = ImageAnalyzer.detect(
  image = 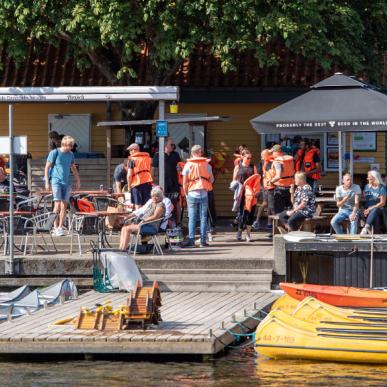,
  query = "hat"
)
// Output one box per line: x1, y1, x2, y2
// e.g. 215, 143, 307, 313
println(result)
270, 144, 282, 152
127, 143, 139, 151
